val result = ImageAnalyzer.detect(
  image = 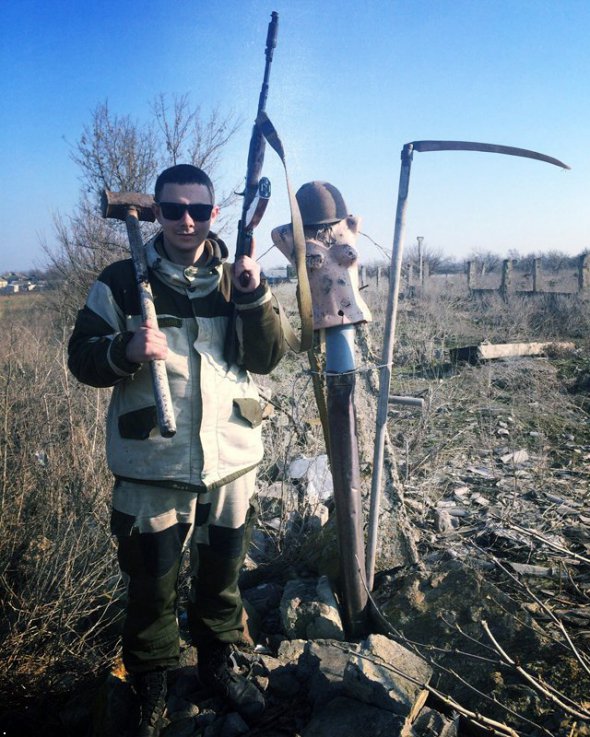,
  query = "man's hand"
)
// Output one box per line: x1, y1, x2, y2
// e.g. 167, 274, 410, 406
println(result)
125, 321, 168, 363
232, 254, 261, 293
